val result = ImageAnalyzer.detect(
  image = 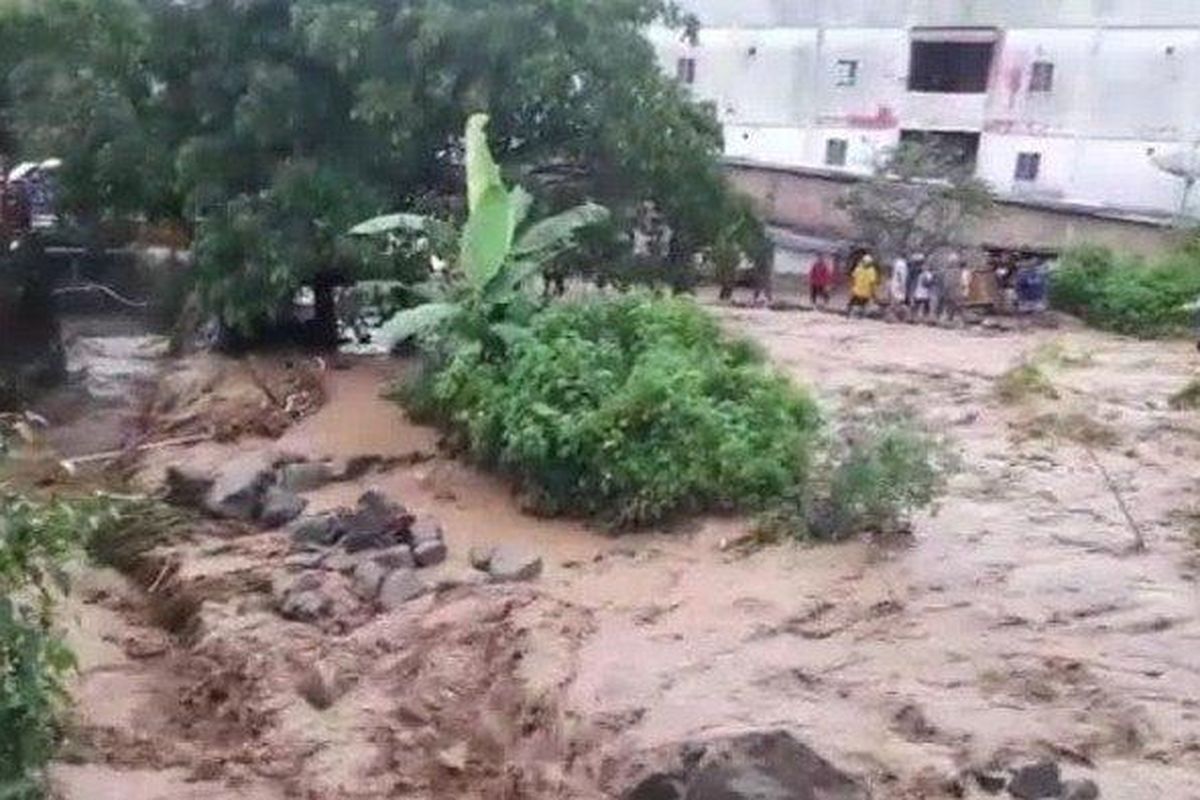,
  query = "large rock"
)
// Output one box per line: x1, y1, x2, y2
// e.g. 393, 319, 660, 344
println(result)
409, 514, 444, 545
352, 560, 390, 601
289, 513, 344, 547
278, 461, 335, 493
680, 731, 866, 800
204, 454, 275, 520
487, 546, 543, 583
341, 490, 413, 552
373, 545, 416, 571
164, 464, 215, 507
627, 774, 685, 800
259, 487, 307, 528
276, 573, 333, 622
1061, 779, 1099, 800
1007, 761, 1062, 800
412, 539, 448, 568
378, 570, 428, 610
